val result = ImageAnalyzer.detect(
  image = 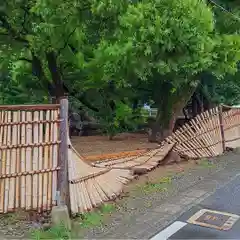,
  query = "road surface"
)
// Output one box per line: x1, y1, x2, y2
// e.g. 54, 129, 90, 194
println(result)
151, 174, 240, 239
